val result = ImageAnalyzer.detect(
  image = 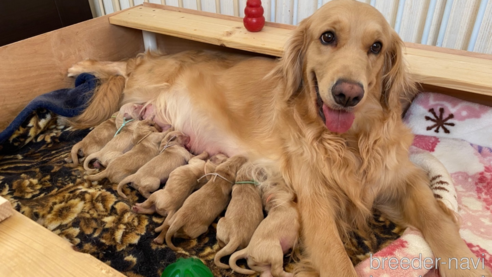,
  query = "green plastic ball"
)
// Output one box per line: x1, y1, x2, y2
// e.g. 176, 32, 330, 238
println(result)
161, 258, 214, 277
